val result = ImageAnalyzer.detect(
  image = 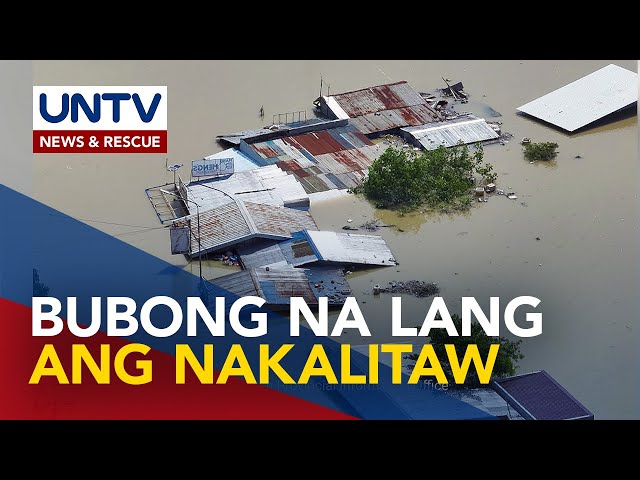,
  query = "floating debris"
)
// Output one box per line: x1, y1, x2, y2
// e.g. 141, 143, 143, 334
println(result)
575, 155, 582, 159
342, 225, 358, 231
484, 183, 496, 193
359, 219, 396, 232
377, 280, 440, 298
507, 194, 518, 200
521, 137, 531, 144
